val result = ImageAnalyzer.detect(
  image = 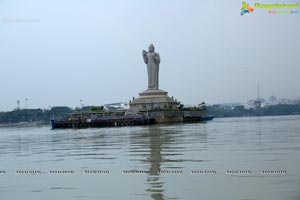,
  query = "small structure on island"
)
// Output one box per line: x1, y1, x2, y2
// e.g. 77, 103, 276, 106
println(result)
129, 44, 177, 111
